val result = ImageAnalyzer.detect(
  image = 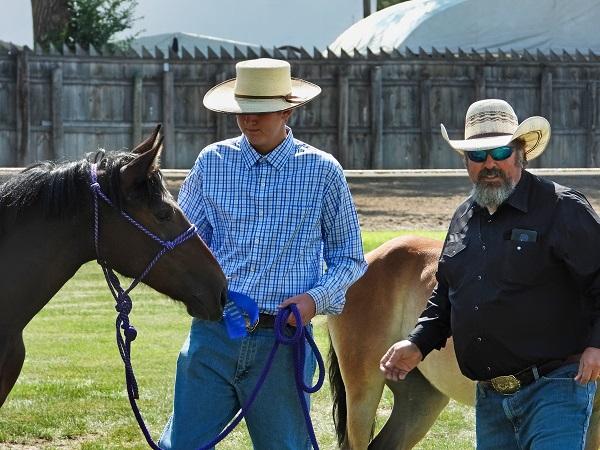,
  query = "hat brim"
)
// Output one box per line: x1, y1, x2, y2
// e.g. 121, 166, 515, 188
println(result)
441, 116, 551, 161
203, 78, 321, 114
